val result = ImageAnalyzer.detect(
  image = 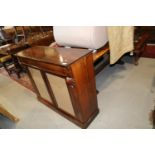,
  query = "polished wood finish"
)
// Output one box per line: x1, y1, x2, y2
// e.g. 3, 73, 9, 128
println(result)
134, 32, 149, 65
70, 54, 98, 122
93, 44, 110, 75
17, 46, 99, 128
17, 46, 91, 65
93, 43, 109, 63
